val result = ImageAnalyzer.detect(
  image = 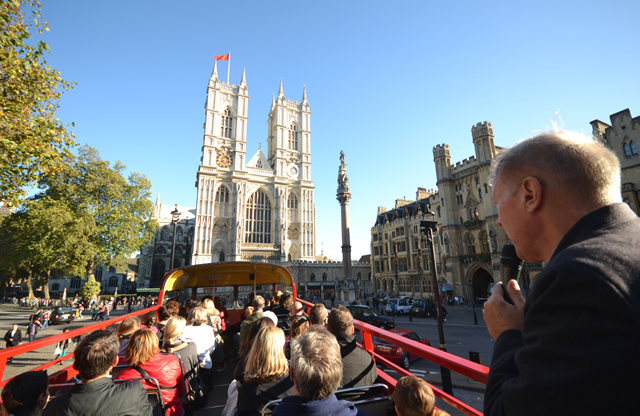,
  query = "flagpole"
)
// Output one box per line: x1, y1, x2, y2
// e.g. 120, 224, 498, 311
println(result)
227, 51, 231, 84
